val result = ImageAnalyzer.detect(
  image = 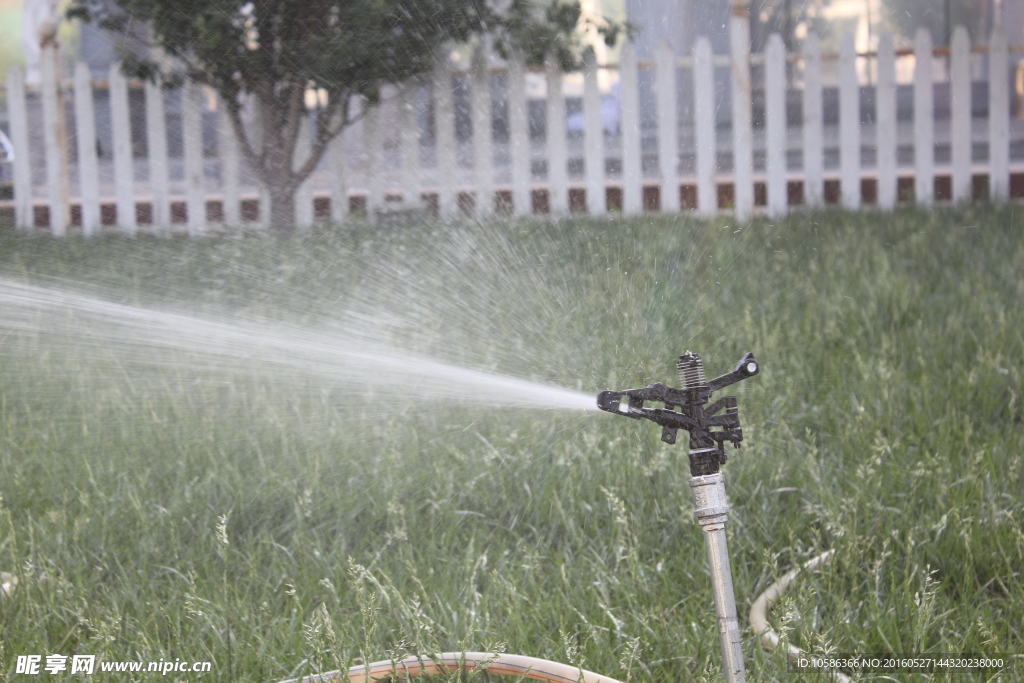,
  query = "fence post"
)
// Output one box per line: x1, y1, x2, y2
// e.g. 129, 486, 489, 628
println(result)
433, 57, 456, 218
109, 62, 136, 234
655, 39, 680, 213
508, 53, 531, 216
545, 53, 568, 214
145, 78, 170, 229
729, 0, 753, 220
182, 78, 205, 235
989, 26, 1009, 201
620, 40, 642, 215
765, 33, 786, 217
5, 67, 32, 231
472, 50, 493, 216
802, 33, 823, 208
876, 30, 897, 210
693, 37, 716, 216
218, 95, 241, 226
41, 44, 69, 235
914, 28, 934, 205
950, 26, 971, 203
583, 49, 605, 215
839, 33, 860, 209
73, 62, 100, 235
